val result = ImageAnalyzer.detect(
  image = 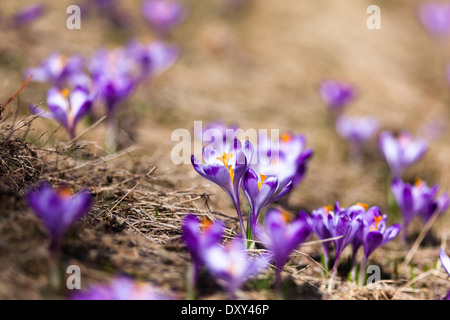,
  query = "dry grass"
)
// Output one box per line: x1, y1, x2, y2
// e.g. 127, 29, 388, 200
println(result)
0, 0, 449, 300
